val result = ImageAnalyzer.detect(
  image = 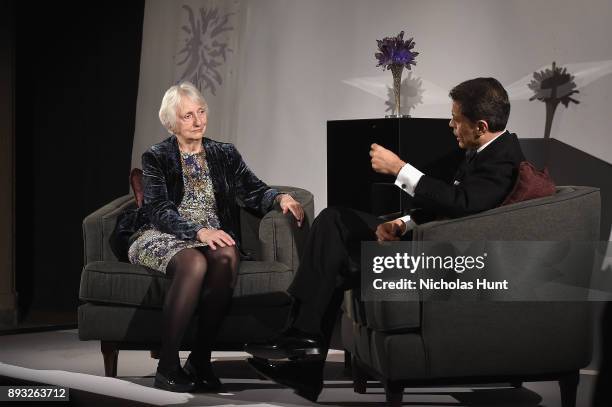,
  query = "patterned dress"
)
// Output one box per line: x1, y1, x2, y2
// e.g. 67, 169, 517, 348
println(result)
128, 150, 220, 273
